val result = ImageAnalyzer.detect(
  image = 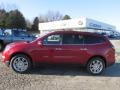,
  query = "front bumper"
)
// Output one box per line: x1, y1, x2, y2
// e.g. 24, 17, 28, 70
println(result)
1, 55, 10, 67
